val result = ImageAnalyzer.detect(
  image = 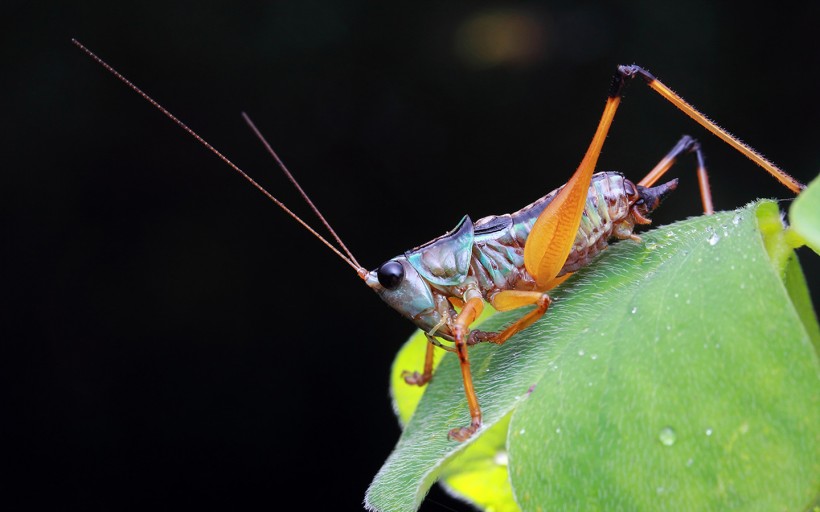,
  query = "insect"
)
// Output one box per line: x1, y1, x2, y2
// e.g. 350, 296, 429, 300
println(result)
74, 40, 804, 442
